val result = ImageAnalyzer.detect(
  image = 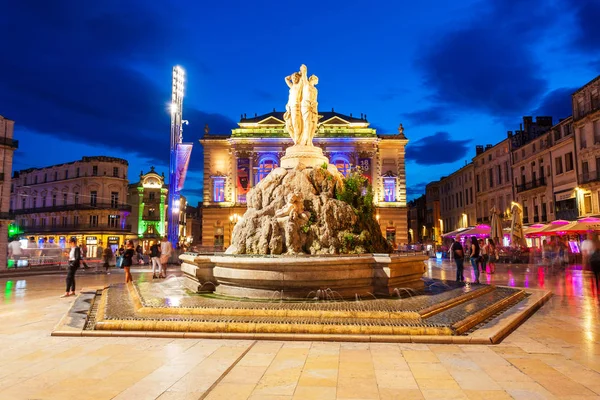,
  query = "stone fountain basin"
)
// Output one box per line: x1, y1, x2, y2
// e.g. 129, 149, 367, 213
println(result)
181, 253, 427, 299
